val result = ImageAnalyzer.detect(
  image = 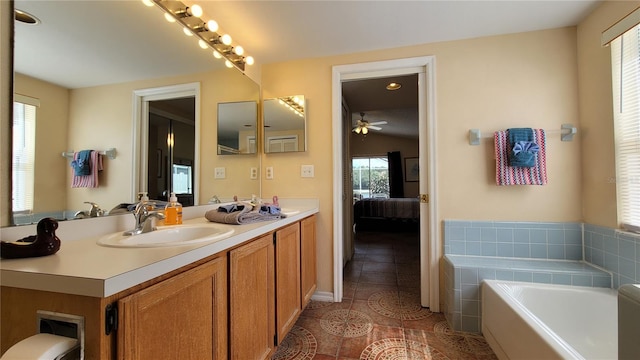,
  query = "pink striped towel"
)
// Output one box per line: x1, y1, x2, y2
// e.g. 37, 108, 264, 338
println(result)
71, 150, 103, 188
494, 129, 547, 186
